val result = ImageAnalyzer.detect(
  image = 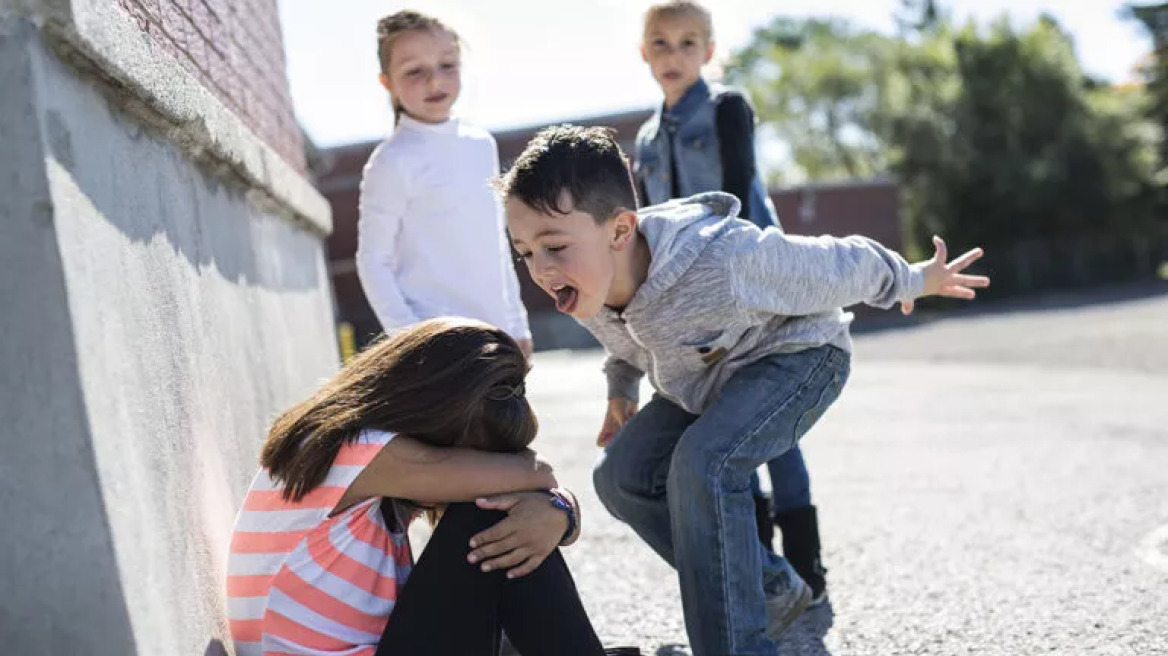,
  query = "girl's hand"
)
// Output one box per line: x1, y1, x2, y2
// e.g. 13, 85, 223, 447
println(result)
467, 491, 570, 578
901, 236, 991, 315
598, 397, 638, 447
